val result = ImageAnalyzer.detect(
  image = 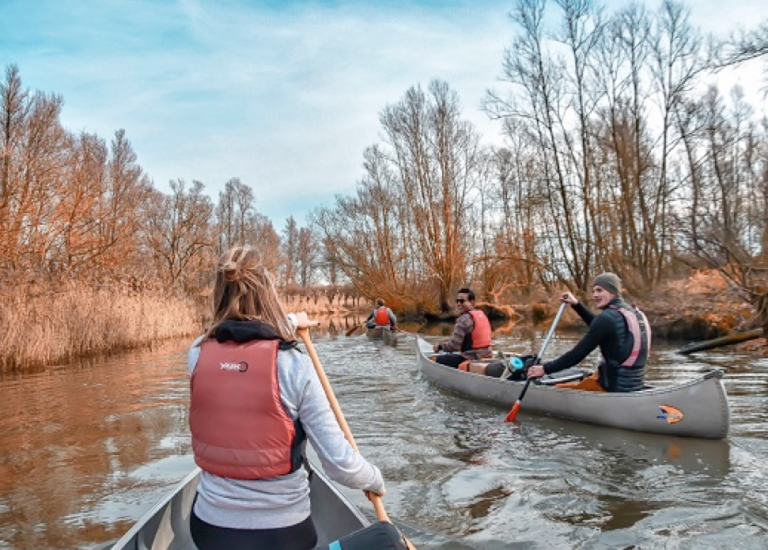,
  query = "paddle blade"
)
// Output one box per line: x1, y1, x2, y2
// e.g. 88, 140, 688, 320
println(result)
505, 401, 522, 422
345, 324, 362, 337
